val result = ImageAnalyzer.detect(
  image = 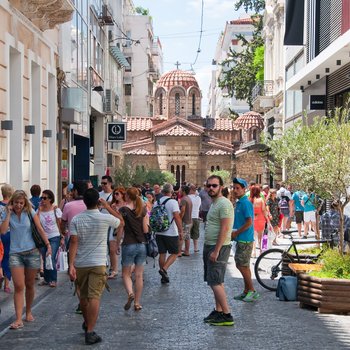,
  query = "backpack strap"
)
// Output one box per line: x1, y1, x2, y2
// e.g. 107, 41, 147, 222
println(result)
159, 197, 174, 224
